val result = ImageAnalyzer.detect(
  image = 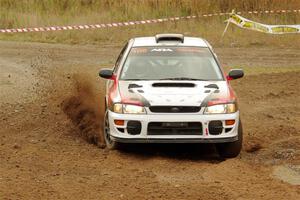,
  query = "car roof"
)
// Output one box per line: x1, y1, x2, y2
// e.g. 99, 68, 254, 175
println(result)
132, 36, 209, 47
